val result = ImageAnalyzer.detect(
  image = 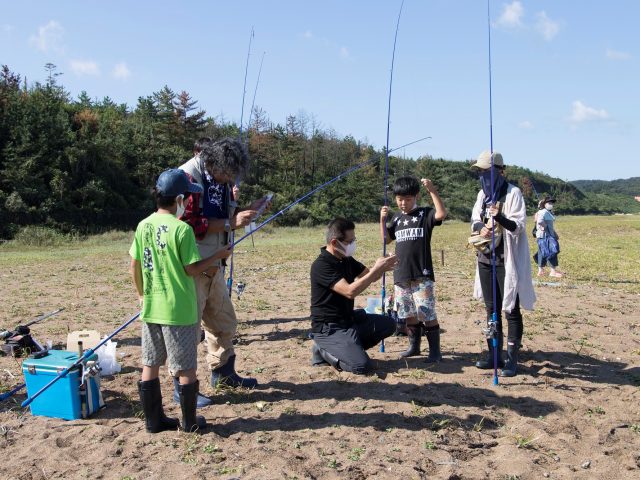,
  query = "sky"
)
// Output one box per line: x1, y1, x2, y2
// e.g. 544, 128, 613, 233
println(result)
1, 0, 638, 181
